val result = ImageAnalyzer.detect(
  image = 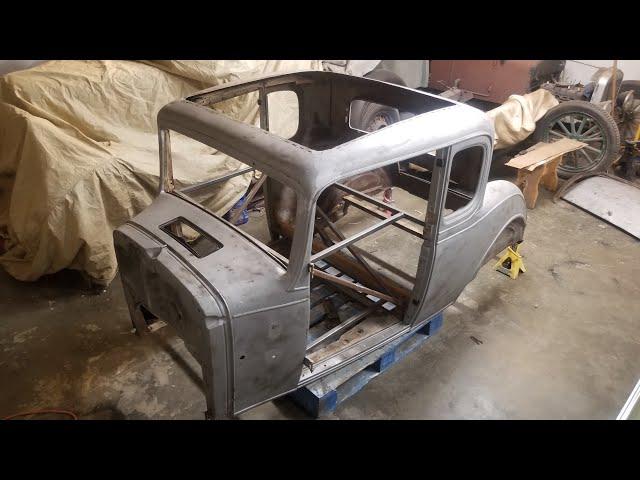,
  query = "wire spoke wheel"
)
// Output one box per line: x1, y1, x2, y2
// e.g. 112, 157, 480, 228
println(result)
546, 113, 606, 173
533, 100, 621, 178
366, 112, 395, 131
